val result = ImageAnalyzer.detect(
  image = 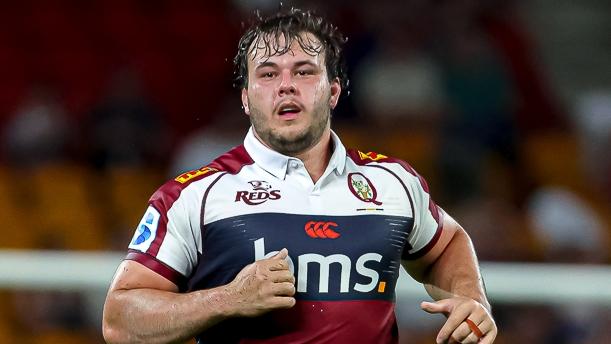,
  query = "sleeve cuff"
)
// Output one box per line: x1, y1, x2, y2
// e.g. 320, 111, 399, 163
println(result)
126, 250, 188, 291
402, 208, 444, 260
